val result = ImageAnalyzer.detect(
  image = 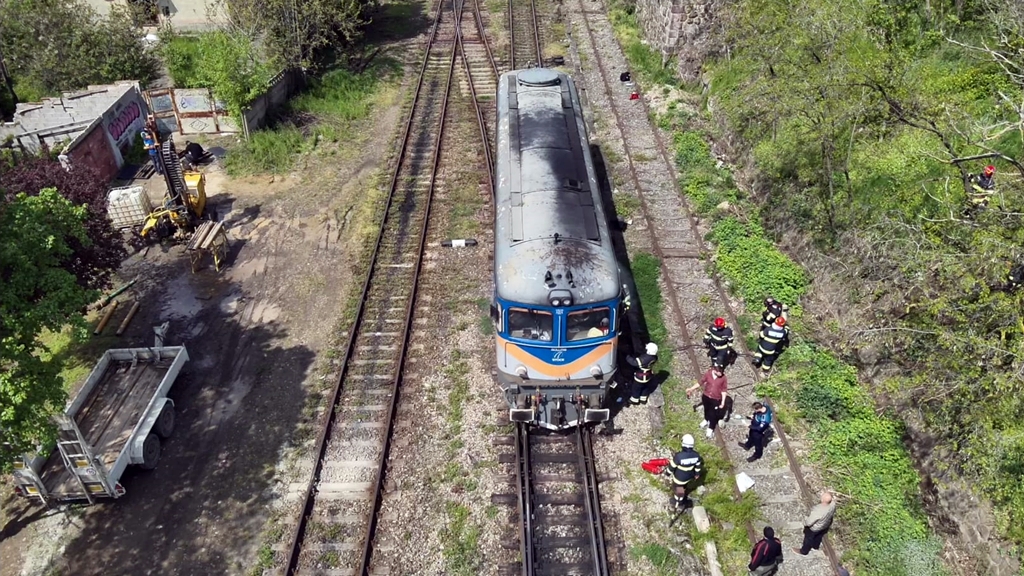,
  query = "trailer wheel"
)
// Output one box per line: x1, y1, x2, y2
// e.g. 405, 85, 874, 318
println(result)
155, 404, 175, 438
140, 433, 161, 471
